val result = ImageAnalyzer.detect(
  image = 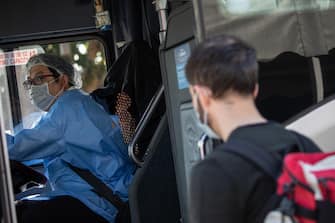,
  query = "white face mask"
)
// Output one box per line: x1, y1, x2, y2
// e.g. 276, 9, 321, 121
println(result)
193, 93, 220, 139
29, 78, 63, 111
